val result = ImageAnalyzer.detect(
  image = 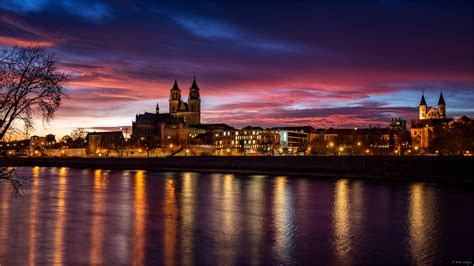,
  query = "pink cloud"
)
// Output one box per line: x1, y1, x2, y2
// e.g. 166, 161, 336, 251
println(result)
0, 36, 54, 47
